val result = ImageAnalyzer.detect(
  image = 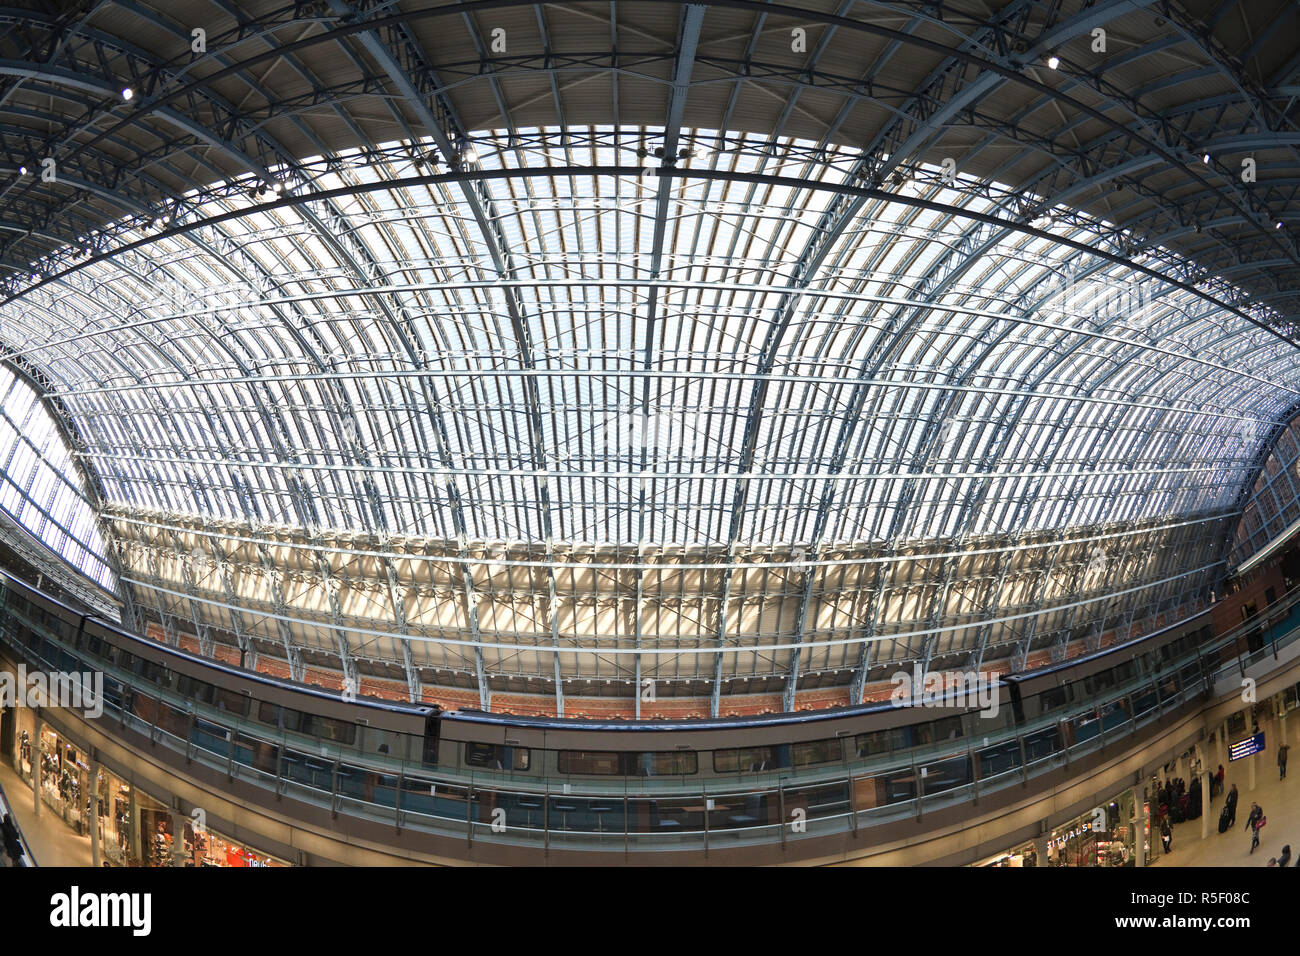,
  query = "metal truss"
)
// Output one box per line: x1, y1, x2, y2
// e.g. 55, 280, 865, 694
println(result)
0, 1, 1296, 711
